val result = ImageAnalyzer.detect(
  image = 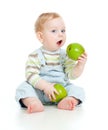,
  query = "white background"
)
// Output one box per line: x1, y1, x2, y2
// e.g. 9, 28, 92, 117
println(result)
0, 0, 108, 130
